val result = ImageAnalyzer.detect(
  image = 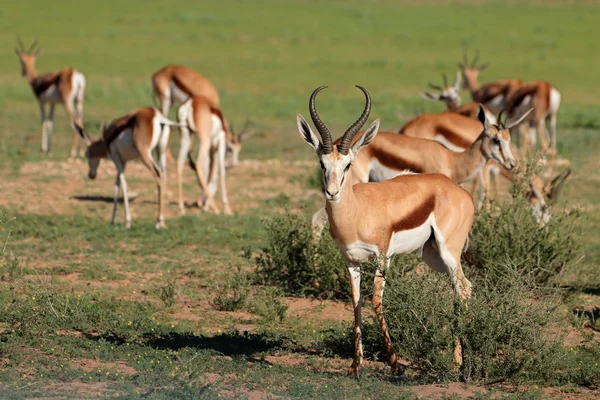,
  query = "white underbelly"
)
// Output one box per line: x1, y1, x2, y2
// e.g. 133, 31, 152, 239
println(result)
513, 95, 533, 117
368, 159, 406, 182
39, 85, 62, 103
170, 82, 189, 103
386, 214, 434, 257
